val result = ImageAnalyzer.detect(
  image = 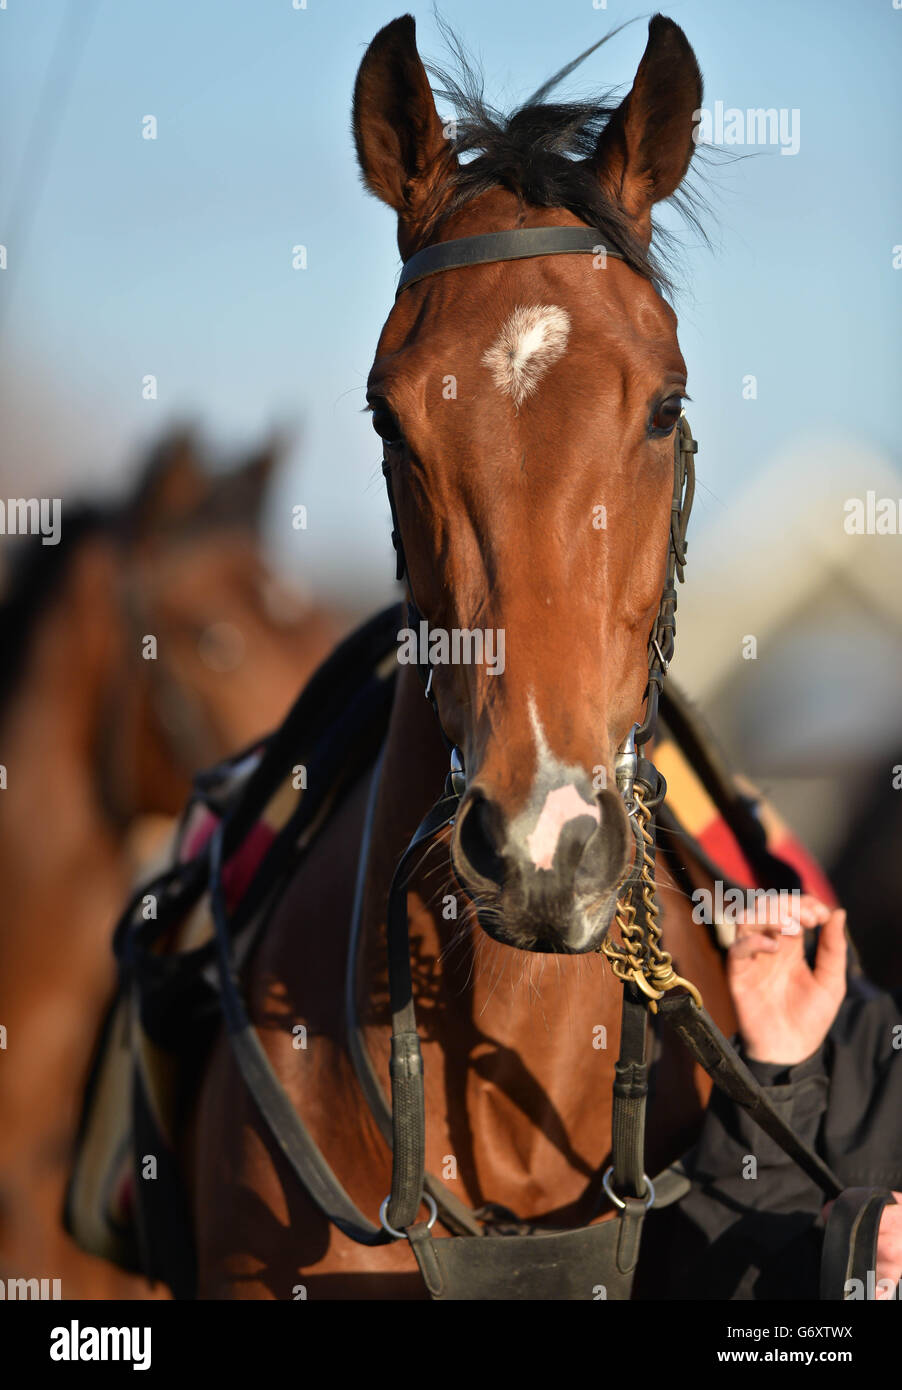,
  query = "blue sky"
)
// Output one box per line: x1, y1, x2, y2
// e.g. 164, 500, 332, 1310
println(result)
2, 0, 900, 603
